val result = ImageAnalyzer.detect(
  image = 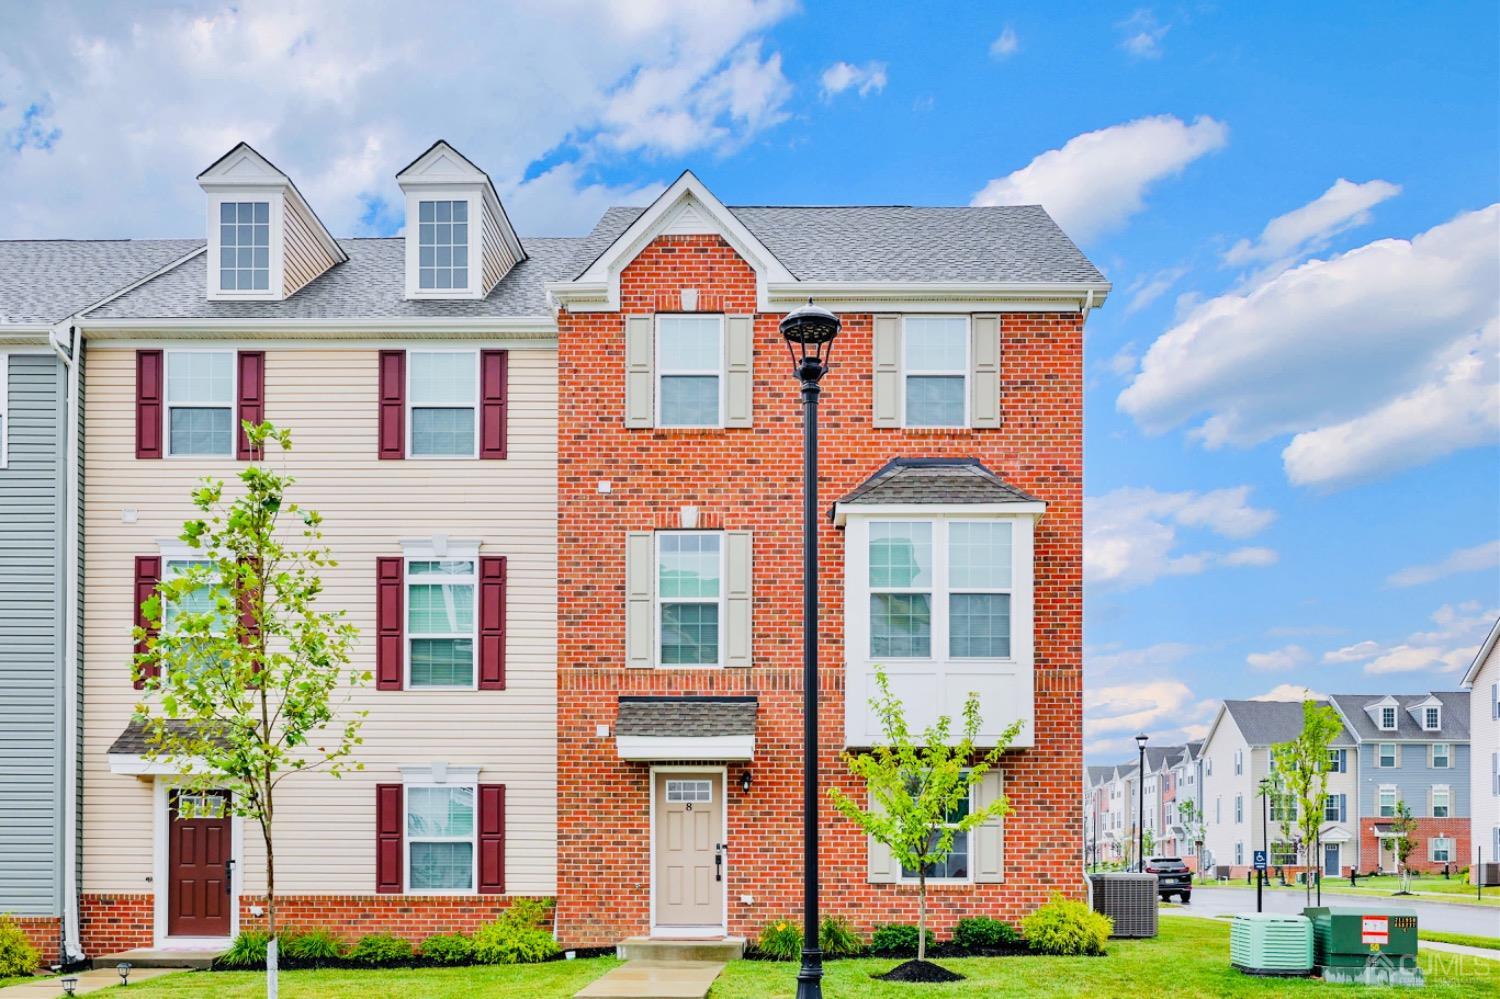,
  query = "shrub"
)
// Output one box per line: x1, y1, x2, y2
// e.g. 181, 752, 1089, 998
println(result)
0, 915, 40, 978
472, 899, 559, 965
1021, 894, 1112, 956
279, 928, 344, 965
214, 930, 270, 969
756, 920, 802, 960
347, 933, 414, 966
819, 915, 863, 958
870, 923, 934, 957
420, 933, 475, 966
954, 916, 1021, 950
